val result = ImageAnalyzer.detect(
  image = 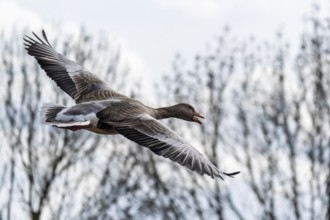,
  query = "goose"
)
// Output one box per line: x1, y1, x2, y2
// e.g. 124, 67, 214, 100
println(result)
24, 30, 240, 179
